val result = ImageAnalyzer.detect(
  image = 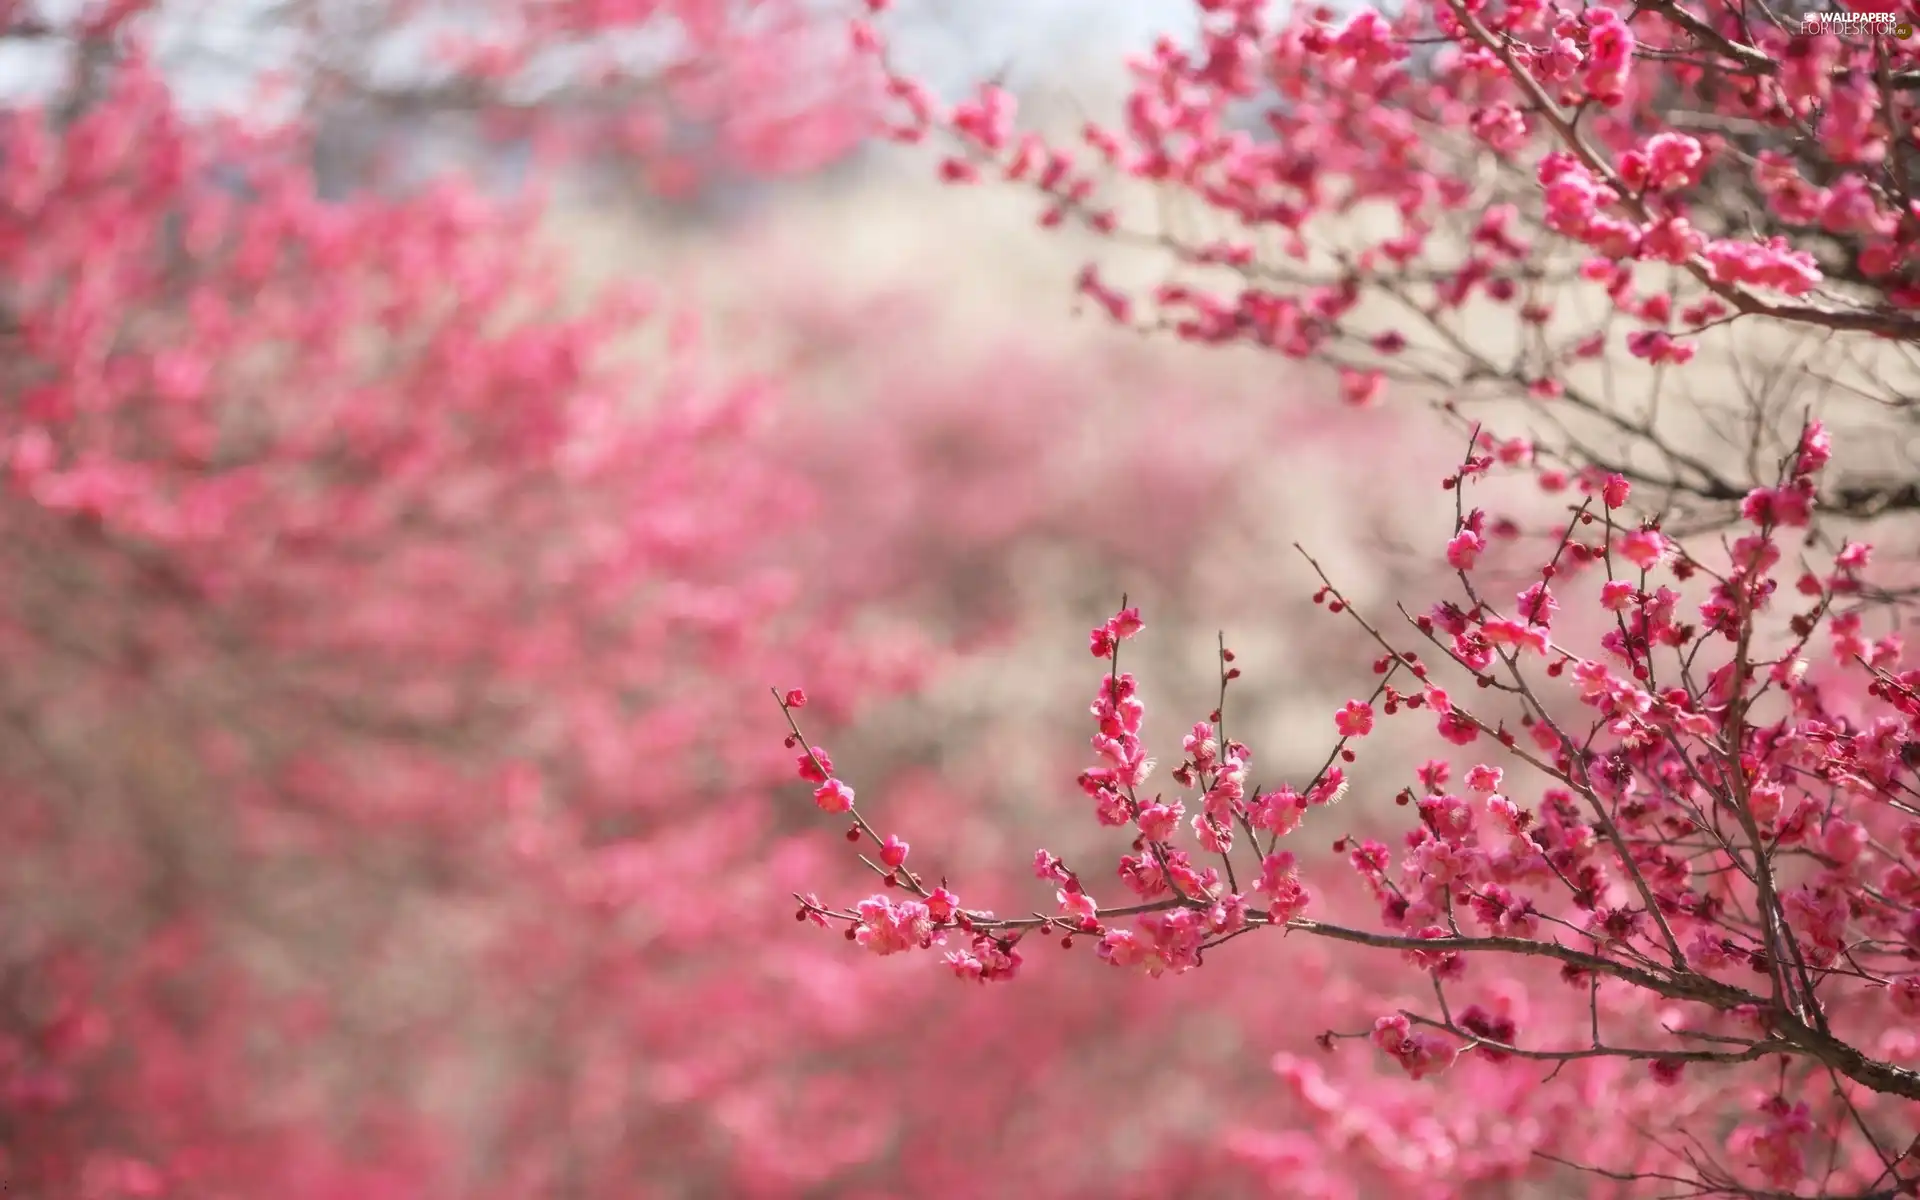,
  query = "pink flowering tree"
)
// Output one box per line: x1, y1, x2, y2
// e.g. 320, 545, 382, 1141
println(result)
0, 3, 932, 1196
785, 0, 1920, 1193
852, 0, 1920, 528
0, 14, 898, 1185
